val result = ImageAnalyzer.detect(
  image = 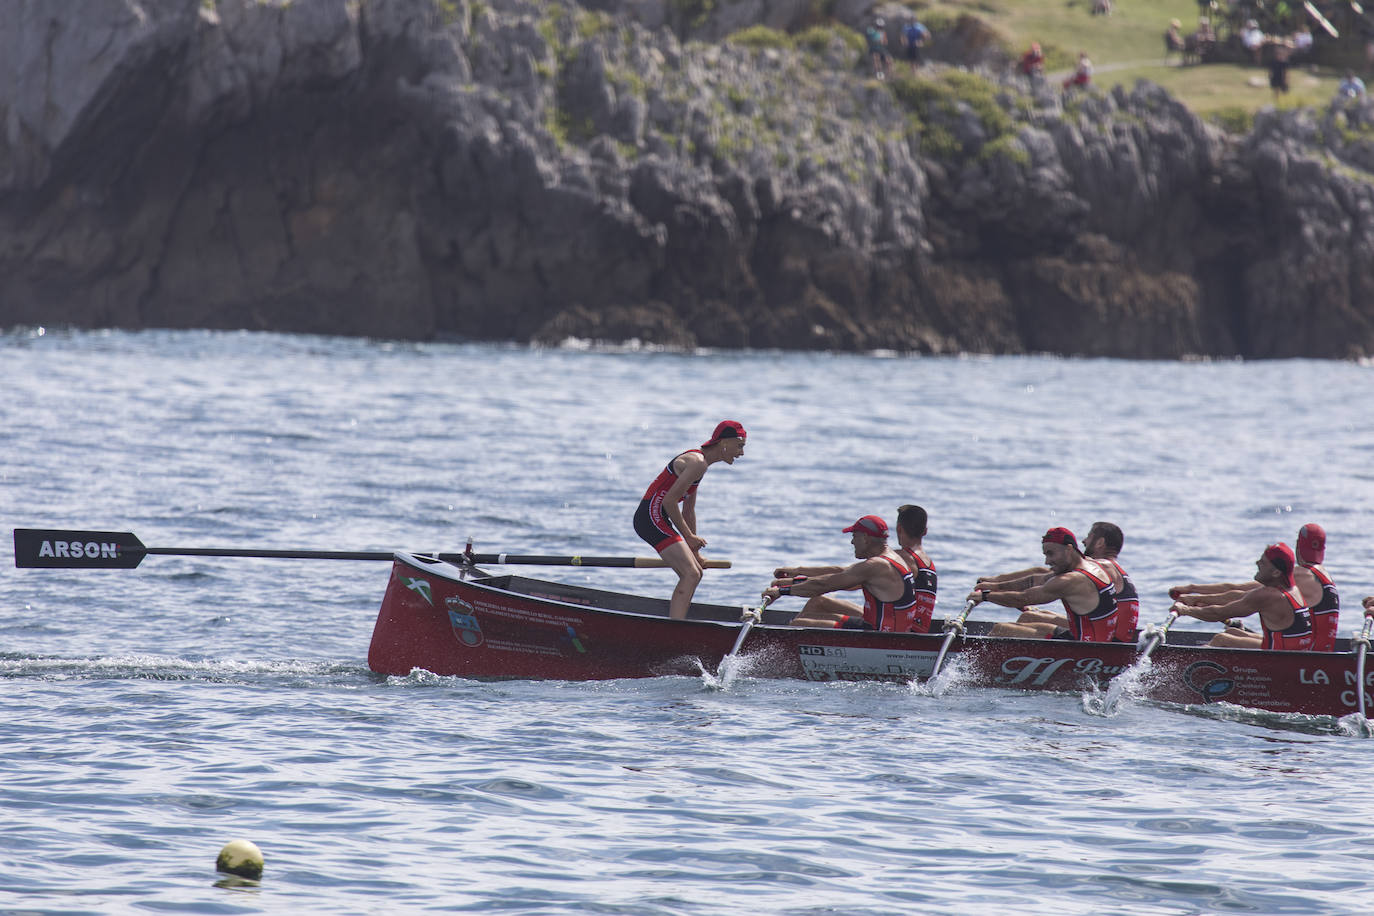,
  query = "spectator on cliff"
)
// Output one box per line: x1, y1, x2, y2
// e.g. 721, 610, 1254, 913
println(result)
1063, 51, 1093, 91
903, 17, 931, 75
1290, 26, 1313, 64
1338, 69, 1366, 100
1183, 17, 1215, 64
1165, 19, 1185, 64
1018, 42, 1046, 86
1242, 20, 1266, 65
1269, 39, 1293, 100
1335, 70, 1367, 126
866, 18, 890, 80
